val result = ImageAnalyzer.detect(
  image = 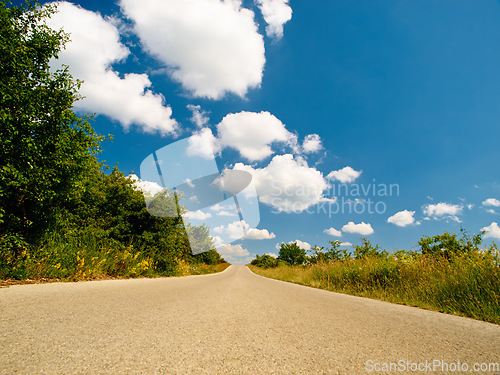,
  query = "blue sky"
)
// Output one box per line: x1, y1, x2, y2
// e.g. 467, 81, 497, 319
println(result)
19, 0, 500, 264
